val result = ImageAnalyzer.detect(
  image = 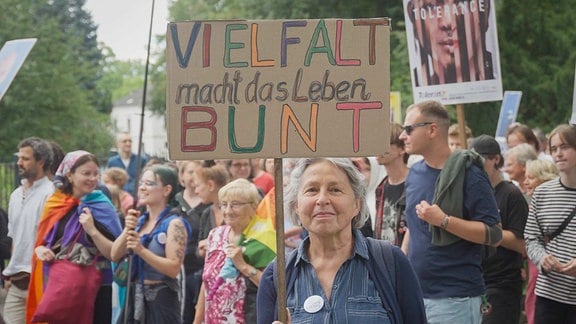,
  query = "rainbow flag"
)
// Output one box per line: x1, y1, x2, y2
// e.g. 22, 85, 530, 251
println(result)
207, 215, 277, 301
240, 215, 277, 268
